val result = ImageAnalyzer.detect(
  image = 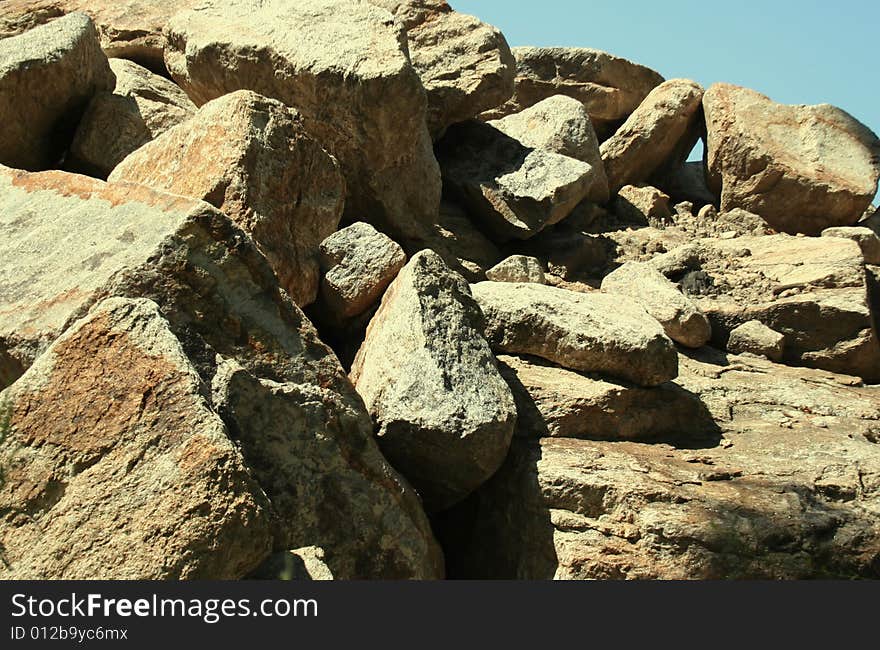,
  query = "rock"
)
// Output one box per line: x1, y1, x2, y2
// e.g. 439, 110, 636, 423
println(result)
0, 166, 444, 578
67, 58, 197, 178
471, 282, 678, 387
727, 320, 785, 362
497, 354, 715, 441
250, 547, 334, 580
110, 90, 344, 306
440, 351, 880, 579
0, 13, 115, 170
351, 251, 517, 511
600, 79, 705, 194
486, 256, 547, 284
436, 120, 599, 241
164, 0, 441, 248
372, 0, 515, 136
489, 95, 609, 202
602, 261, 711, 348
822, 226, 880, 265
0, 298, 274, 579
523, 227, 609, 281
425, 200, 503, 282
862, 208, 880, 237
318, 222, 407, 321
612, 184, 673, 225
654, 160, 718, 207
482, 47, 665, 139
703, 83, 880, 235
